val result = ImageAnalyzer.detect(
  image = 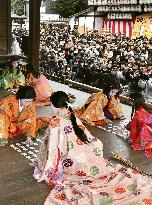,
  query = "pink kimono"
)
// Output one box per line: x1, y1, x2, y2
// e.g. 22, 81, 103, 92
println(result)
33, 109, 152, 205
26, 73, 53, 106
